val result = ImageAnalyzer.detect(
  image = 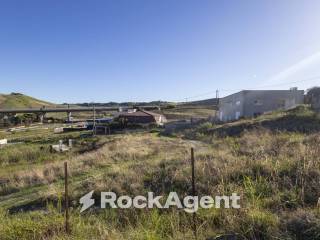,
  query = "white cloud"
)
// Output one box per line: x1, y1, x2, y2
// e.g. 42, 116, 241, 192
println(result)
266, 51, 320, 85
